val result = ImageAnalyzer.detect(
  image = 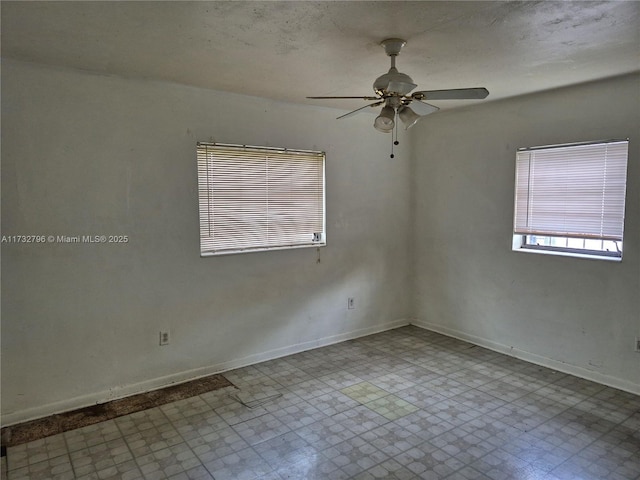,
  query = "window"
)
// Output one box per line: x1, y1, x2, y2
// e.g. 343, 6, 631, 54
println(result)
197, 143, 325, 256
513, 139, 629, 261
